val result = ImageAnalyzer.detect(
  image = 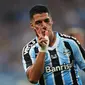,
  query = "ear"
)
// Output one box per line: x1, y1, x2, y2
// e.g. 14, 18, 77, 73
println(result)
30, 22, 34, 29
51, 19, 53, 25
49, 16, 53, 25
50, 17, 53, 24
